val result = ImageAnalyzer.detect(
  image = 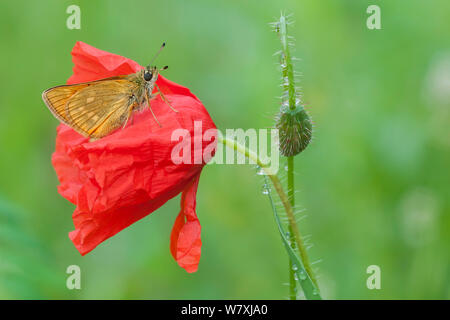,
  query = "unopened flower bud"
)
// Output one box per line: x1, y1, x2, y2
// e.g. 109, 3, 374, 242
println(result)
276, 105, 312, 156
